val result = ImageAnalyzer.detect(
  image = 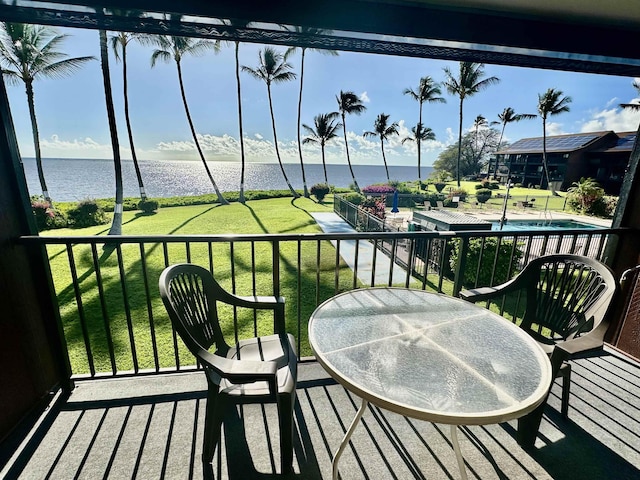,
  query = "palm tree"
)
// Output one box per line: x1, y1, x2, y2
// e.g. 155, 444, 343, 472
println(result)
537, 88, 572, 191
98, 23, 125, 236
443, 62, 500, 186
150, 35, 229, 205
364, 113, 399, 182
491, 107, 537, 178
243, 47, 299, 198
336, 90, 367, 192
302, 112, 342, 183
402, 123, 435, 175
110, 24, 147, 202
285, 27, 338, 198
0, 23, 93, 205
619, 79, 640, 112
224, 19, 252, 203
403, 76, 445, 184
